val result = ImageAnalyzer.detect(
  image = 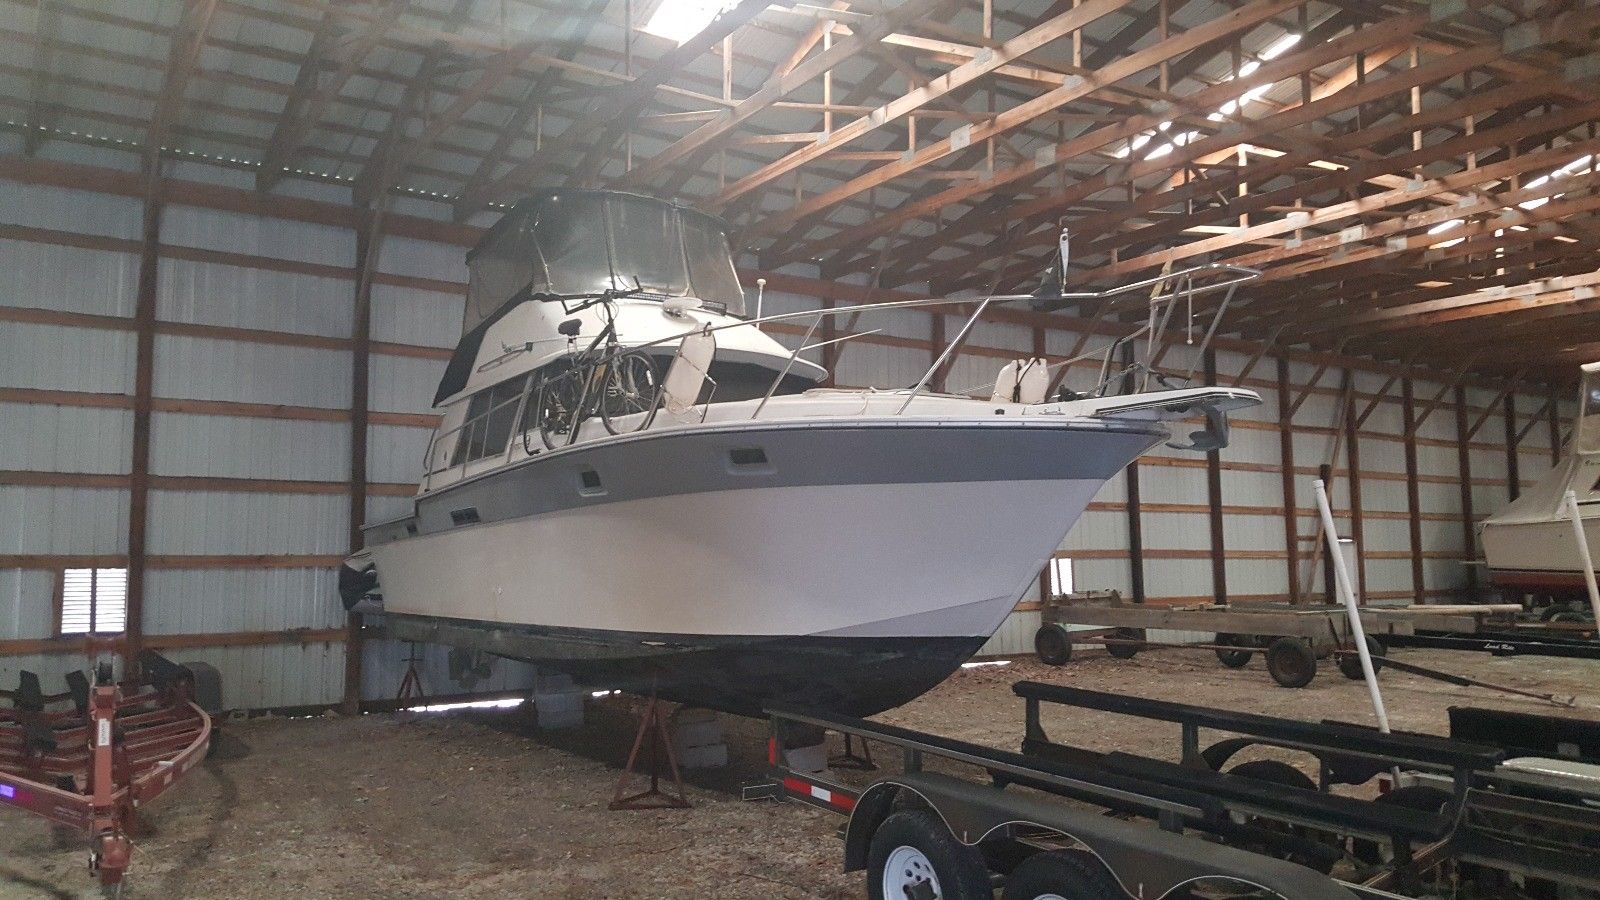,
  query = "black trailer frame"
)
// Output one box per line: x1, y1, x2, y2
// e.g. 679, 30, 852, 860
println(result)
752, 682, 1600, 899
